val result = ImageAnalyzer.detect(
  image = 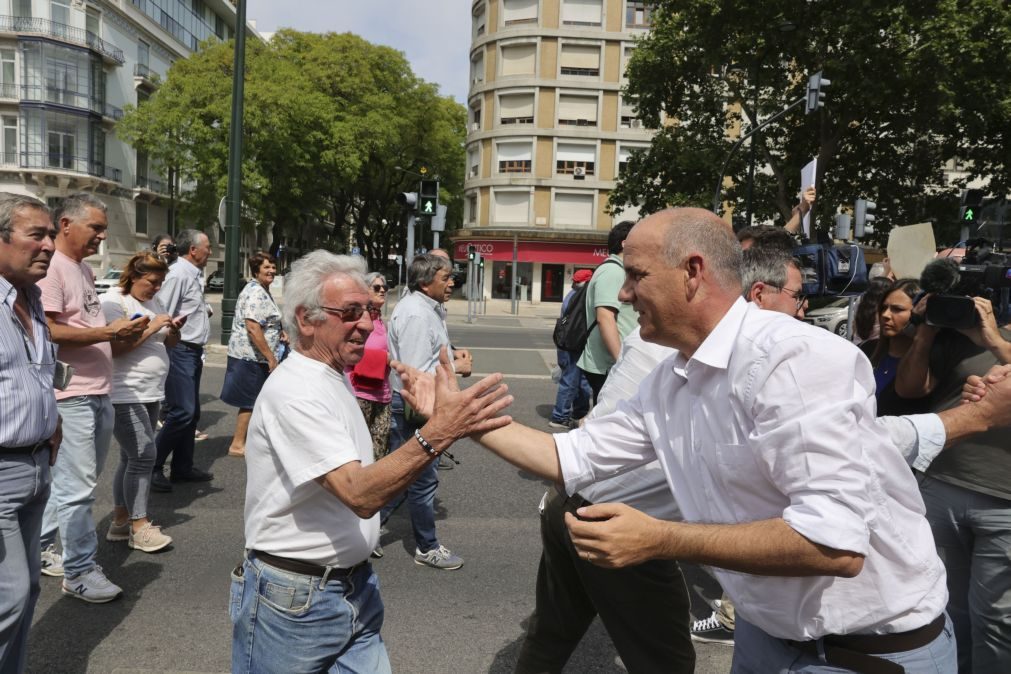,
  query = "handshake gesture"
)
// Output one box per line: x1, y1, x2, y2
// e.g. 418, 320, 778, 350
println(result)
392, 347, 513, 450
